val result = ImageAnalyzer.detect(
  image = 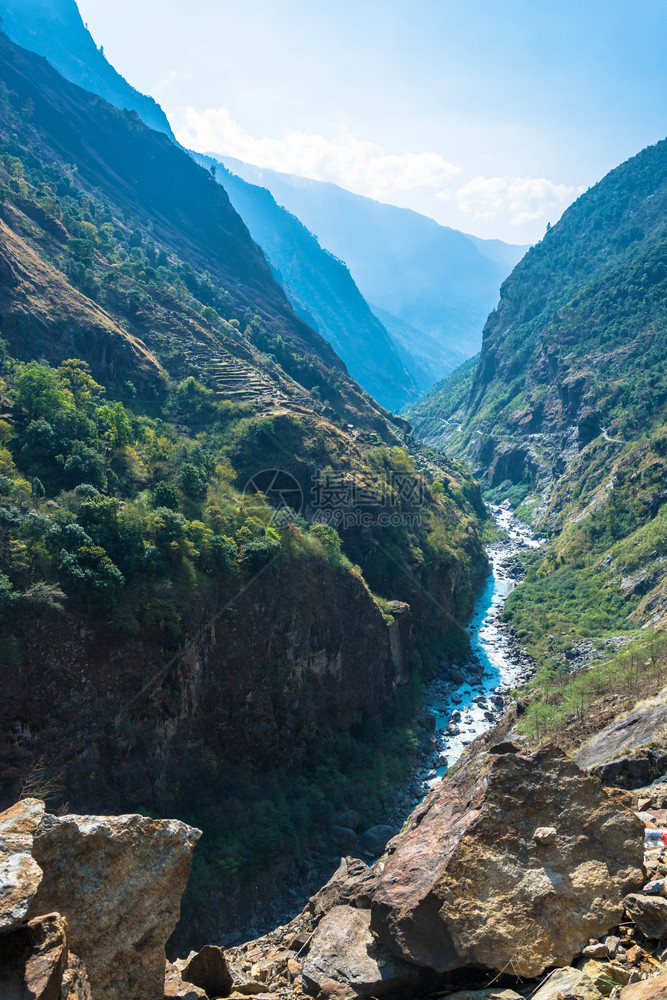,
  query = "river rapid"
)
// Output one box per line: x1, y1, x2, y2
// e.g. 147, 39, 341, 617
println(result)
401, 500, 541, 806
